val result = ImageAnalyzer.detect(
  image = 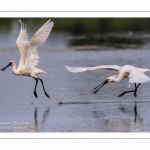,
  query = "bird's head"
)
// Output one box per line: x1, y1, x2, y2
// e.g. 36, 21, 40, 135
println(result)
10, 60, 15, 66
107, 76, 115, 83
1, 60, 15, 71
107, 75, 118, 83
92, 76, 117, 94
